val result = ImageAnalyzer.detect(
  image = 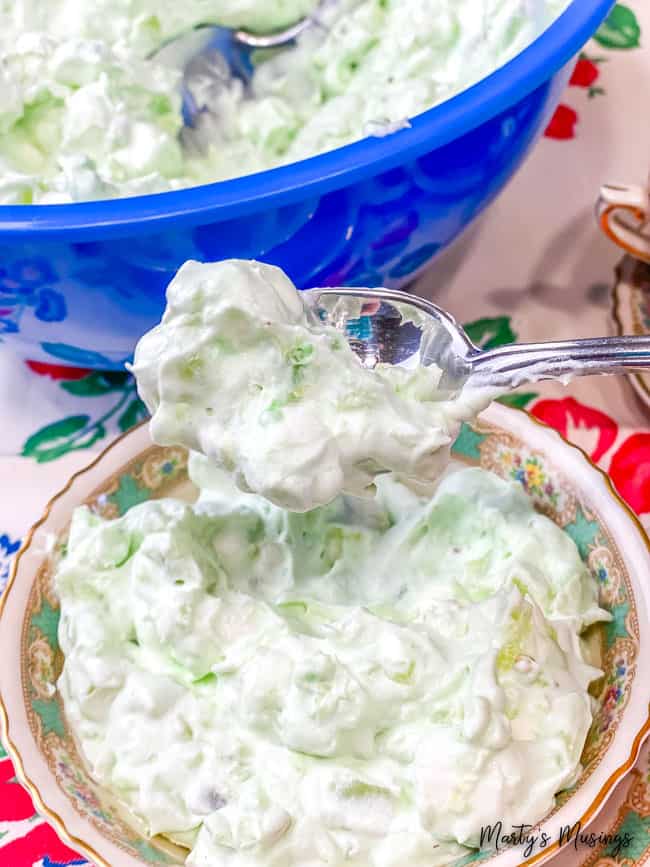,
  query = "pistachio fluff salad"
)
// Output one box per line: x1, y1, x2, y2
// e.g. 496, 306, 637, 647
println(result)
131, 259, 493, 512
56, 462, 608, 867
54, 258, 610, 866
1, 0, 570, 203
